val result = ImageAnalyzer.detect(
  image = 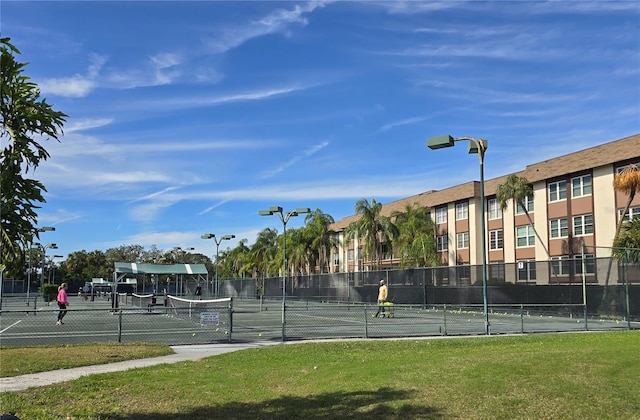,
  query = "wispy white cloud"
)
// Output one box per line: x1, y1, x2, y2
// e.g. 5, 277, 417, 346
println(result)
261, 140, 330, 179
198, 198, 233, 216
39, 53, 106, 97
202, 1, 333, 53
65, 118, 114, 133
